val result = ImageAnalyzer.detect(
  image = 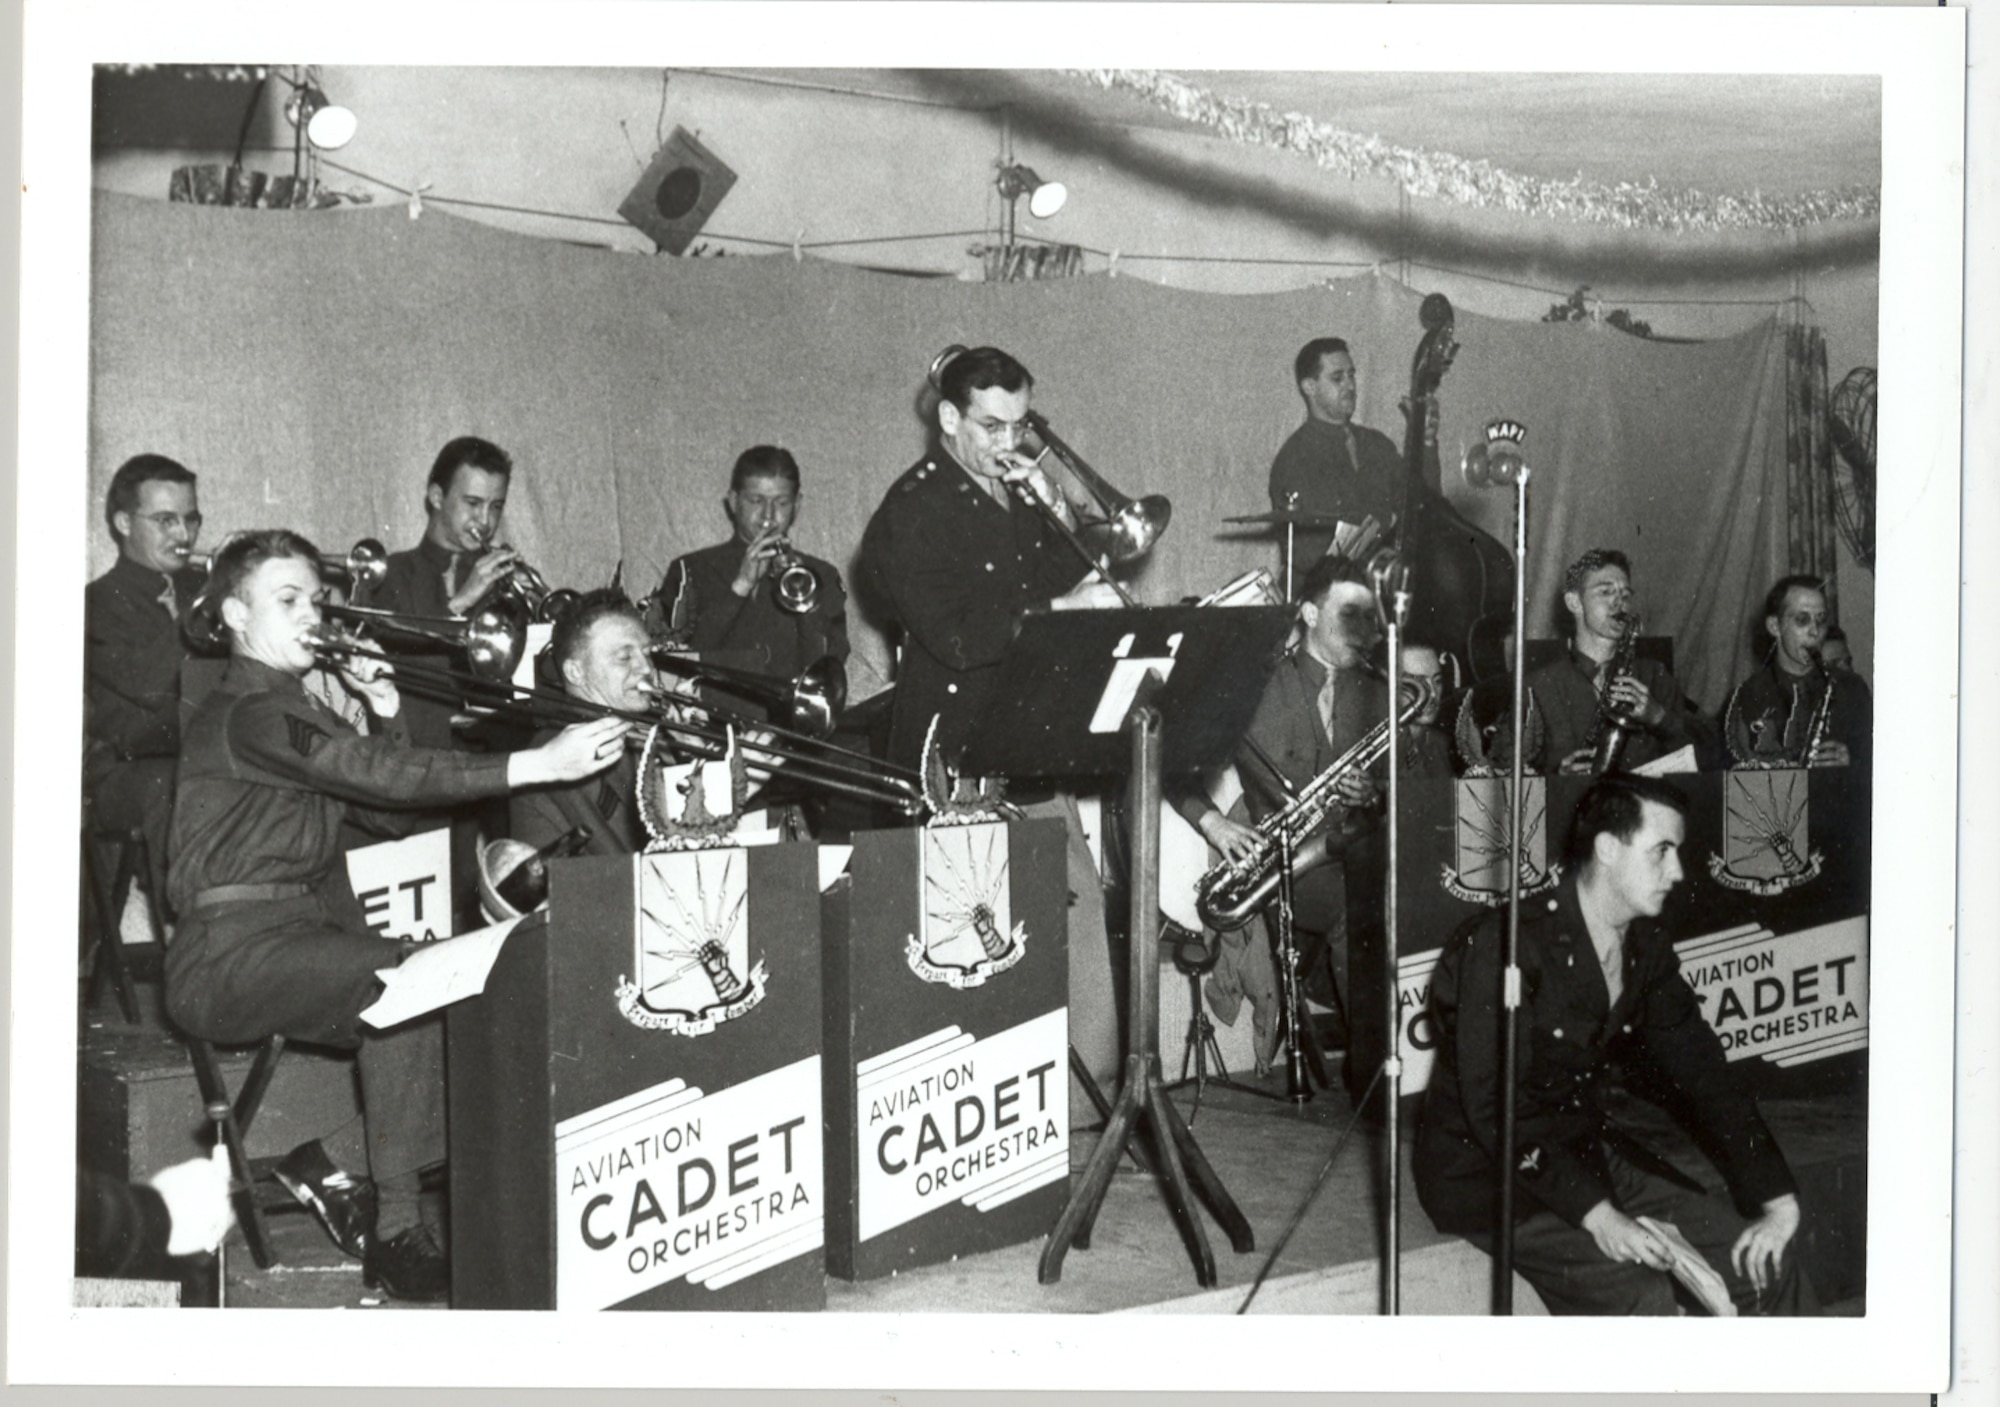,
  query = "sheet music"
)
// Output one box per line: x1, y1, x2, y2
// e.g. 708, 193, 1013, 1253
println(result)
359, 916, 524, 1029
